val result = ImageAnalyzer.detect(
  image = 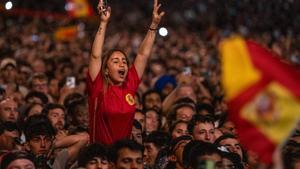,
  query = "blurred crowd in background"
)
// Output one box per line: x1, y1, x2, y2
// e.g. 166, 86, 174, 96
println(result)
0, 0, 299, 168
